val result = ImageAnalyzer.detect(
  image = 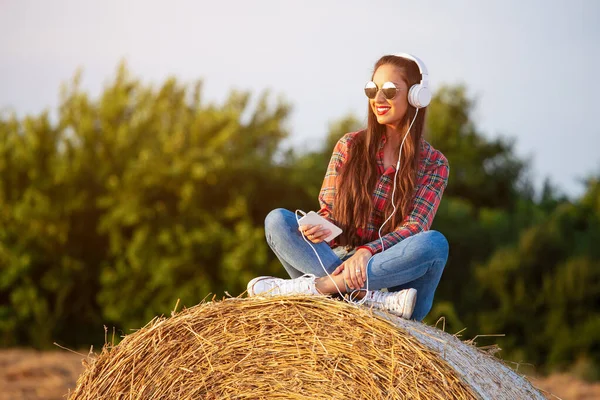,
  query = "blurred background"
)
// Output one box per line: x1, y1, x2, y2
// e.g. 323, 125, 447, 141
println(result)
1, 0, 599, 399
